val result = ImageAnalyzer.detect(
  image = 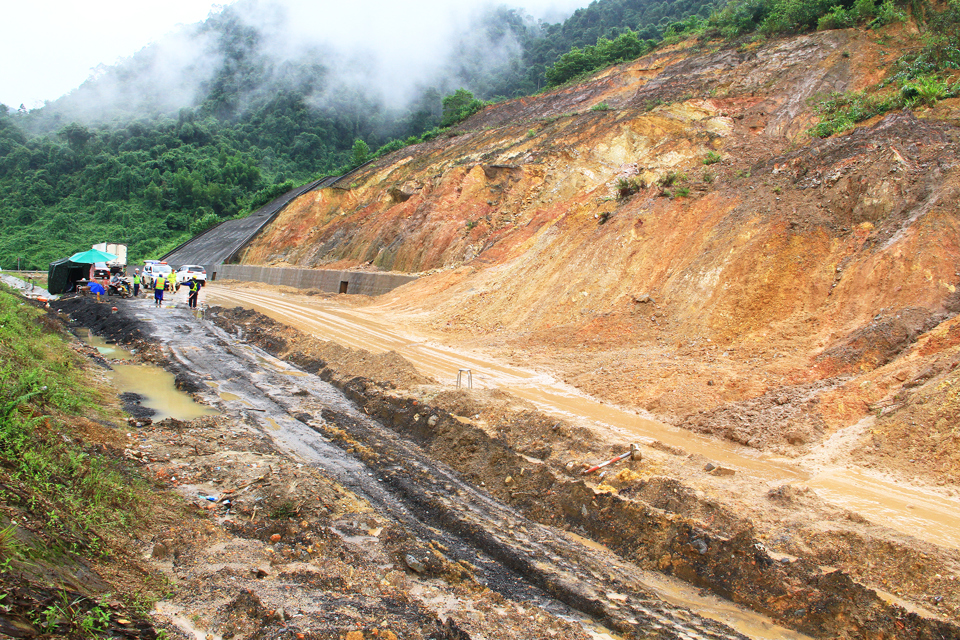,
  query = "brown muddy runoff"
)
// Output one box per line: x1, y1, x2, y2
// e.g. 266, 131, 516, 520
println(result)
207, 285, 960, 552
80, 330, 219, 421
